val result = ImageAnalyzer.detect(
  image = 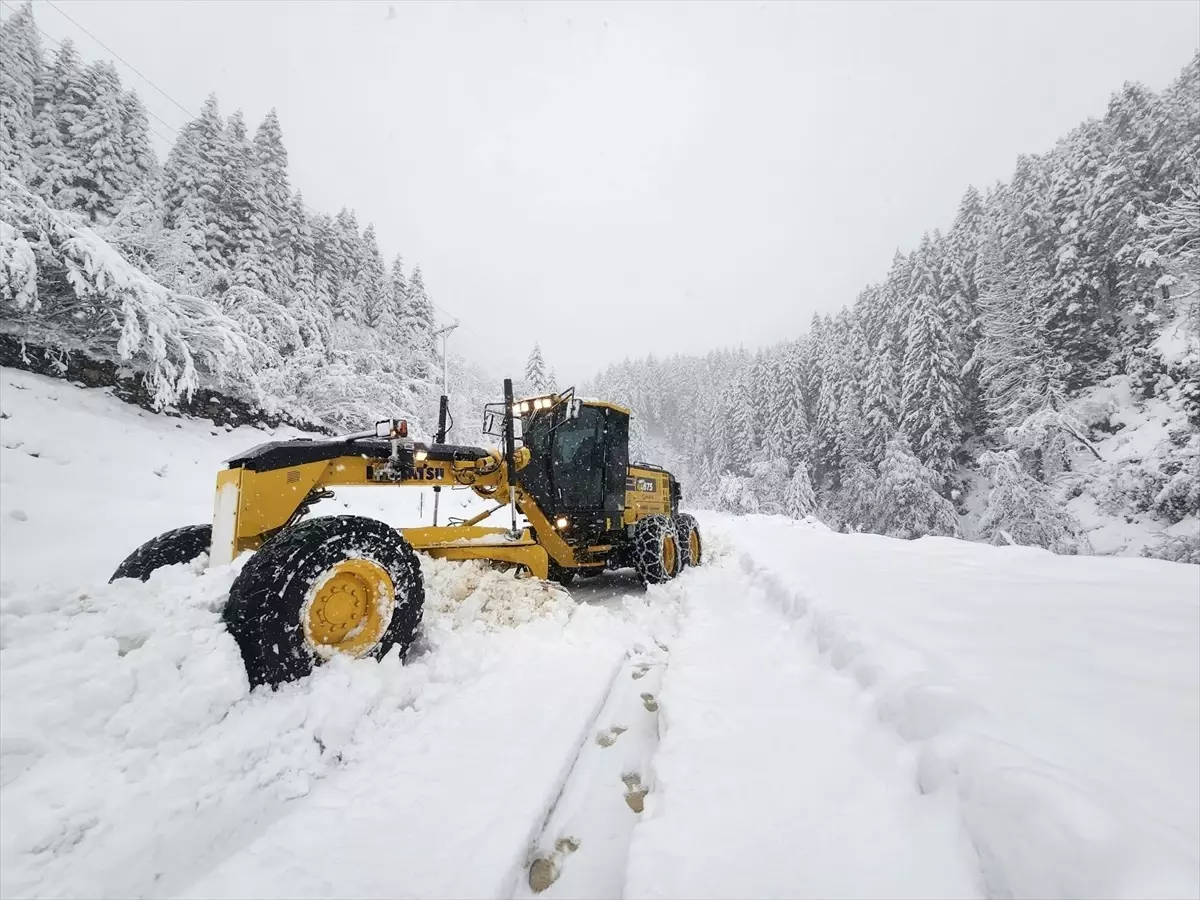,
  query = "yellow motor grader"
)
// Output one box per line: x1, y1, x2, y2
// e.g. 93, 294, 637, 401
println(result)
111, 380, 701, 686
